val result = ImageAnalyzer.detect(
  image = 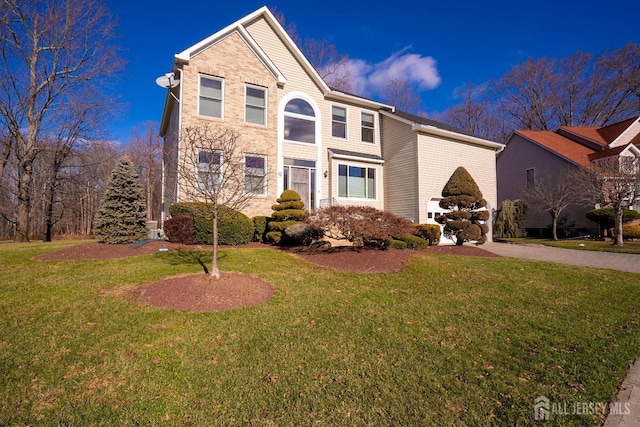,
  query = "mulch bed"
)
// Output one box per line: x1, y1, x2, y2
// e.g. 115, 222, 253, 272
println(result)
35, 240, 499, 312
